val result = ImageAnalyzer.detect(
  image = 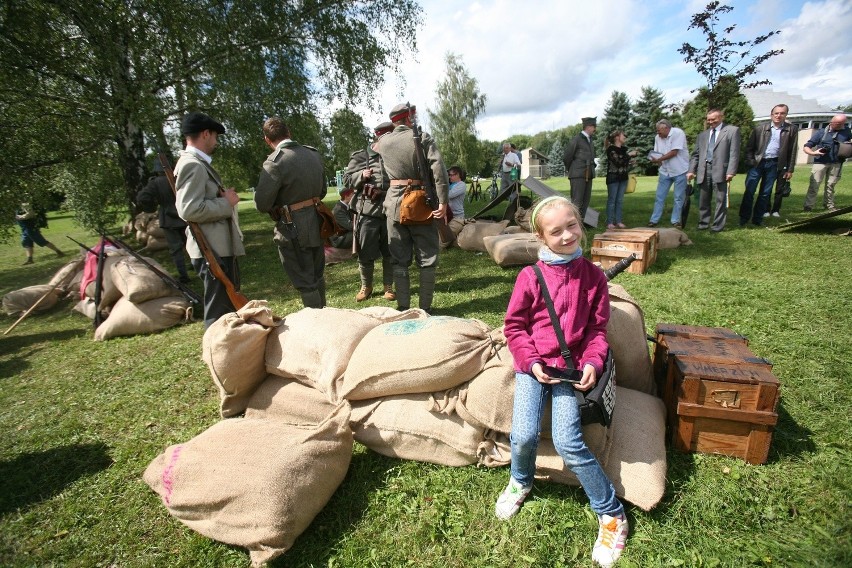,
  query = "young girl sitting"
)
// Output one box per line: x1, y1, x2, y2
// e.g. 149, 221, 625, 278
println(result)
496, 195, 627, 567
